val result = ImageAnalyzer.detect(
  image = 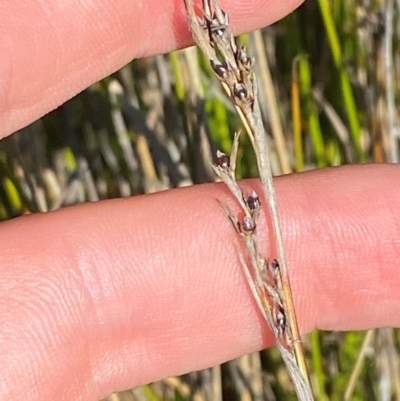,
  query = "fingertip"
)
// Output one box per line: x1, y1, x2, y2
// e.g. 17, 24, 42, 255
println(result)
3, 165, 399, 399
0, 0, 304, 137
